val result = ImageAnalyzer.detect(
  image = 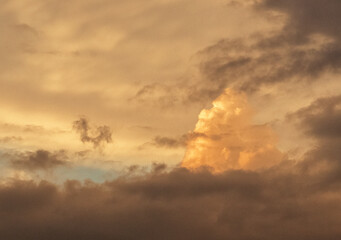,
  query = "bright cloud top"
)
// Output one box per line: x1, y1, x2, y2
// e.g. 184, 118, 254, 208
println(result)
182, 89, 283, 172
